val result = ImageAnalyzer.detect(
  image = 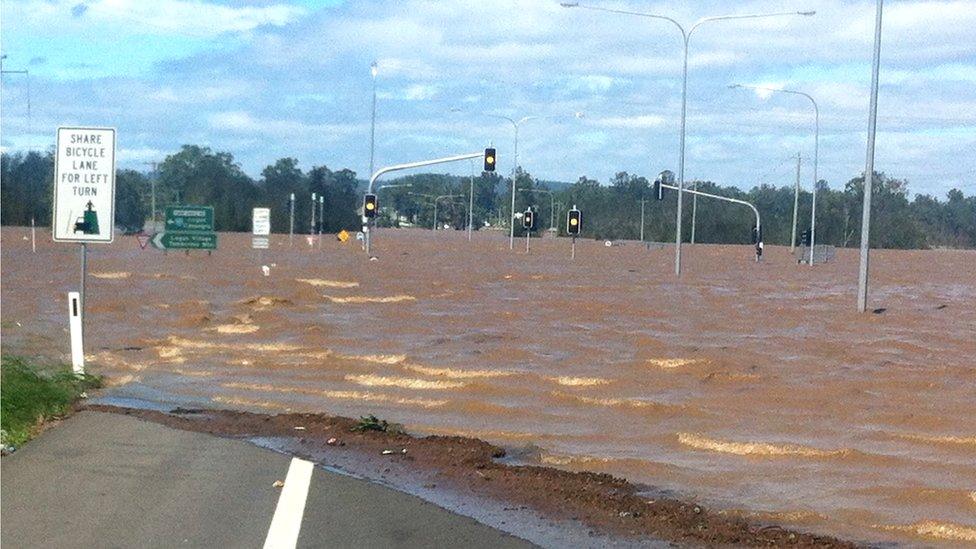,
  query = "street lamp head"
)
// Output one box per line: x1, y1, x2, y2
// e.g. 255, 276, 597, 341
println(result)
559, 2, 579, 7
728, 84, 742, 89
574, 111, 585, 119
370, 61, 378, 77
797, 11, 816, 16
